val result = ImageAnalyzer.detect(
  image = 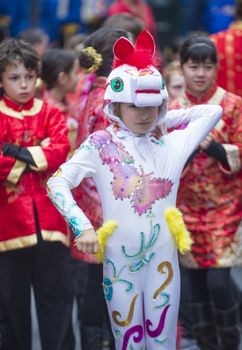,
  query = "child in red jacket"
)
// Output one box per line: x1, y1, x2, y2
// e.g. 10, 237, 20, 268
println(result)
0, 38, 74, 350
